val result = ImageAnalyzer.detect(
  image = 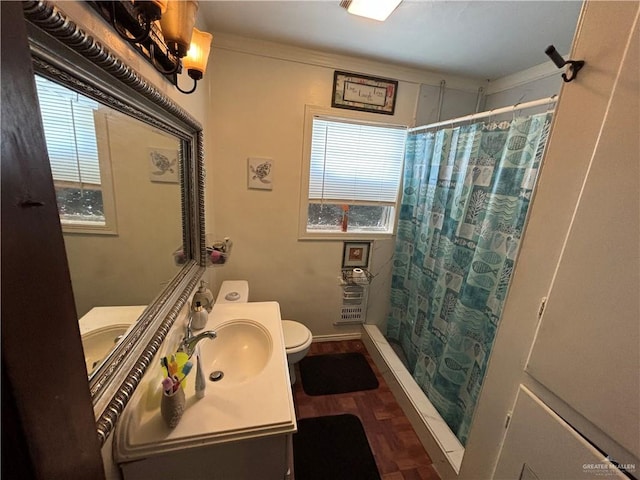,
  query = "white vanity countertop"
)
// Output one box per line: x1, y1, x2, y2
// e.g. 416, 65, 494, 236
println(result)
113, 301, 297, 462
